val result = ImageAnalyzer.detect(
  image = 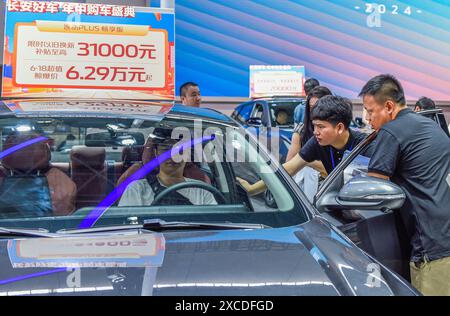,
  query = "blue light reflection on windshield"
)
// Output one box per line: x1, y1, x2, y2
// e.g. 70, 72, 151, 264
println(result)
0, 136, 48, 159
78, 135, 215, 228
0, 135, 214, 287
